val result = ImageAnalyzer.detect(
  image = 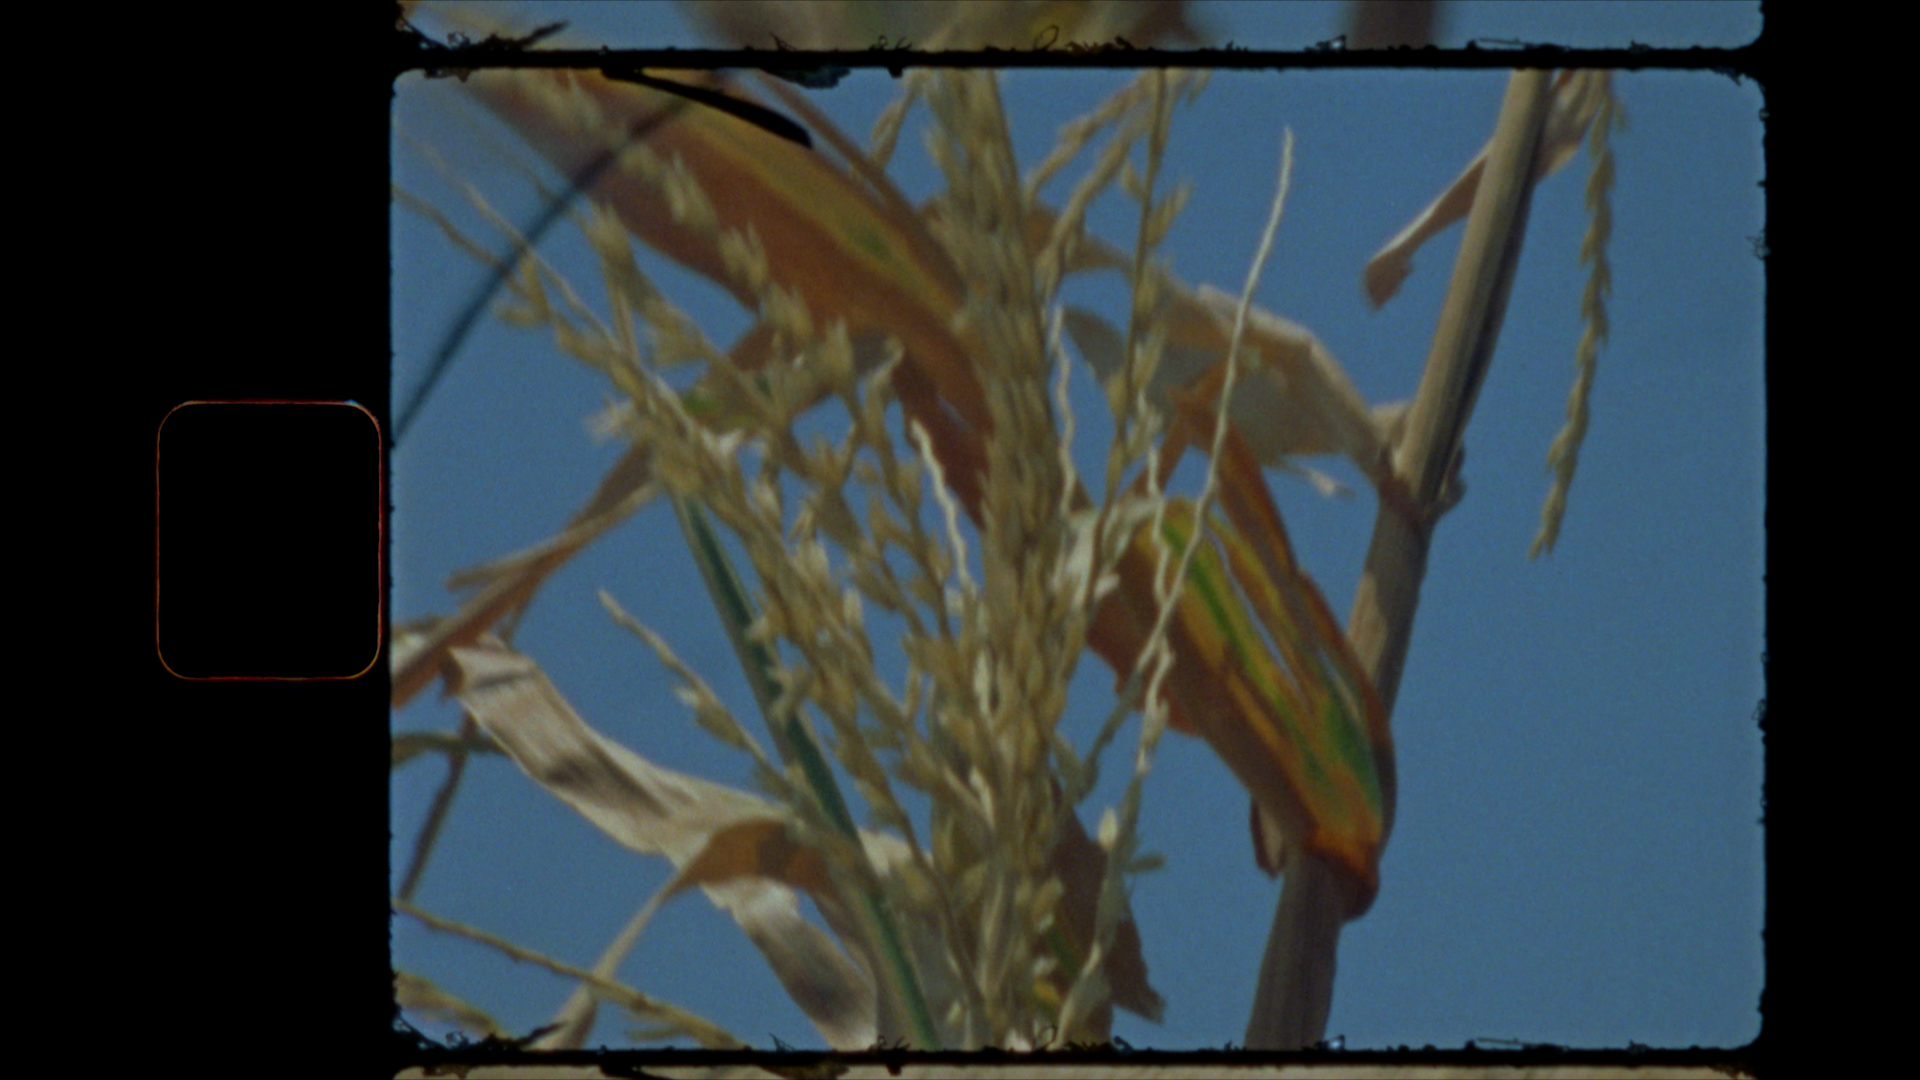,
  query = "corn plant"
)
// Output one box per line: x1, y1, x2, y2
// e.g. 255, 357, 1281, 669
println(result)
390, 0, 1625, 1054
